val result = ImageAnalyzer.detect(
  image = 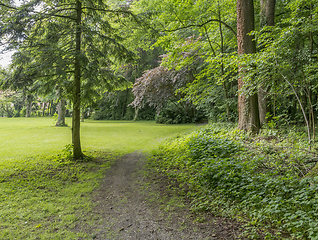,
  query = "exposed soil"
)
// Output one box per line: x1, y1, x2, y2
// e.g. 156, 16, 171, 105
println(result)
77, 152, 245, 239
